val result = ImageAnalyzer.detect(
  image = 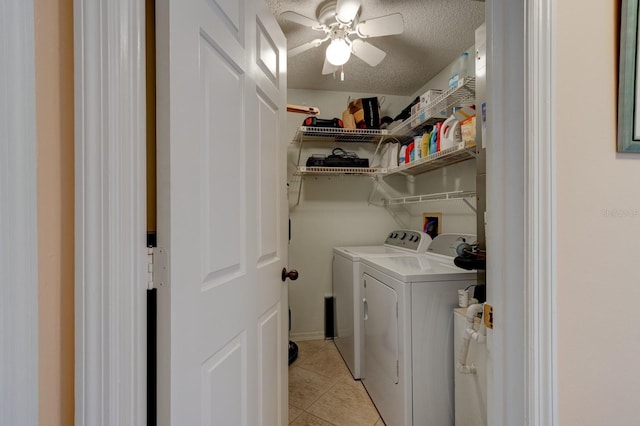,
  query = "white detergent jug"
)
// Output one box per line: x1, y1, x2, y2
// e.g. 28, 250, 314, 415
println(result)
439, 116, 461, 150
